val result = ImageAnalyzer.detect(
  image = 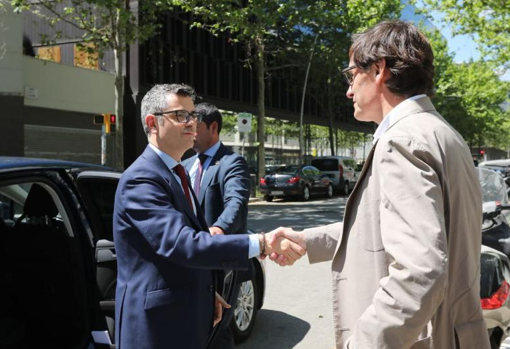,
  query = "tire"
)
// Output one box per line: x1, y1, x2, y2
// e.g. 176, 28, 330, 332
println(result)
263, 195, 273, 202
231, 279, 258, 344
301, 186, 310, 201
325, 184, 334, 198
489, 328, 503, 349
341, 181, 350, 195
